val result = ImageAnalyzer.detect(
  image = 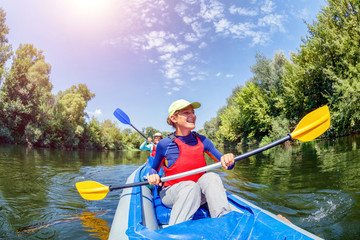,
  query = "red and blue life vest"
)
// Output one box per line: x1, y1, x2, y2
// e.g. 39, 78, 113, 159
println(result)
150, 145, 157, 157
163, 136, 207, 187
